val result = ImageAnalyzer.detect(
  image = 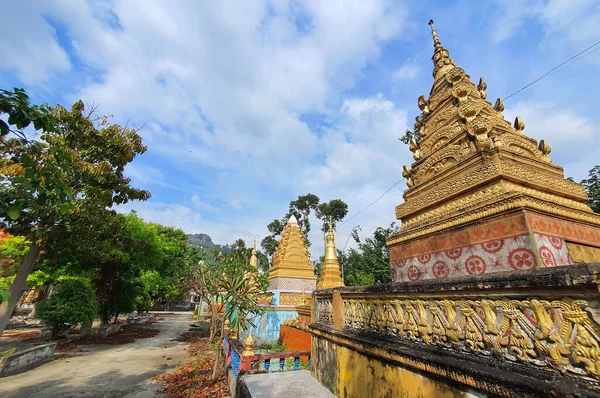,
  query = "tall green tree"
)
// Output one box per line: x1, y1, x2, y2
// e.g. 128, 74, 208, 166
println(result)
0, 95, 150, 334
261, 194, 321, 259
0, 89, 74, 333
582, 165, 600, 213
337, 223, 398, 286
315, 199, 349, 233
